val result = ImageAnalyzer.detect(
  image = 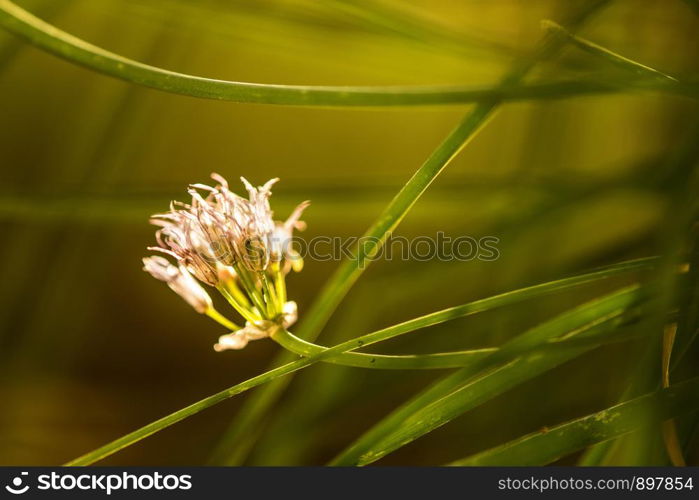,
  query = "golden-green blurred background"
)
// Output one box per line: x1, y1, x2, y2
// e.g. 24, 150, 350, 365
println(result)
1, 0, 698, 465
